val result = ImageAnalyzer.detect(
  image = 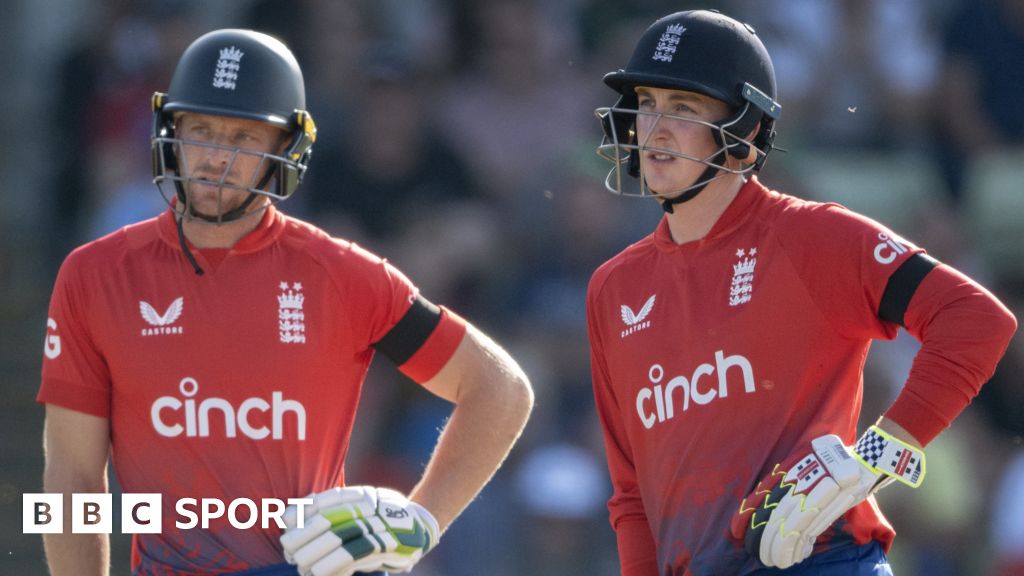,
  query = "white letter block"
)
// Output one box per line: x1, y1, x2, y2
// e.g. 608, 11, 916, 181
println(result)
122, 493, 163, 534
73, 493, 113, 534
23, 493, 63, 534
